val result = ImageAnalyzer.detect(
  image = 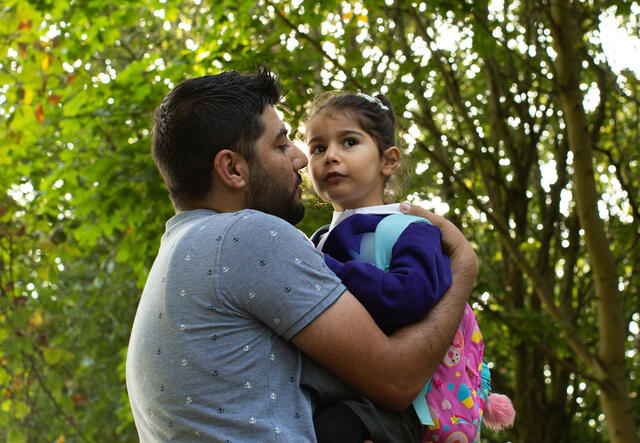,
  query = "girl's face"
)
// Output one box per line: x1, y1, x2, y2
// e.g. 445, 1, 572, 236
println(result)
305, 110, 399, 211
